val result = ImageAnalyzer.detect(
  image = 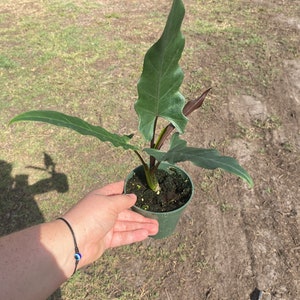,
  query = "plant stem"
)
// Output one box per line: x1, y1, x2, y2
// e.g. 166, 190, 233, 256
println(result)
150, 117, 158, 169
133, 150, 147, 168
133, 150, 160, 192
